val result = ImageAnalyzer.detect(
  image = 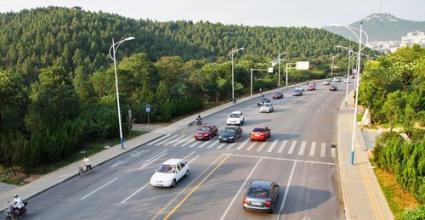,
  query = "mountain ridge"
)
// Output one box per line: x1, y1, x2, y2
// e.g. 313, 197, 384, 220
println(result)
323, 13, 425, 41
